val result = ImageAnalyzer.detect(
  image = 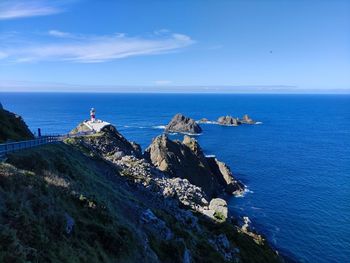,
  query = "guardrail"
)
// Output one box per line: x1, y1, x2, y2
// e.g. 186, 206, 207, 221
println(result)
0, 135, 64, 157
